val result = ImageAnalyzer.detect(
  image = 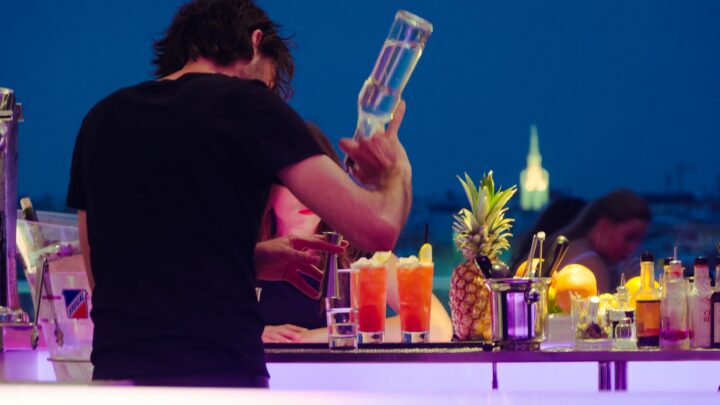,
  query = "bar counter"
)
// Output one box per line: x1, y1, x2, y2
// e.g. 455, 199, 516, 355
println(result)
266, 343, 720, 391
4, 342, 720, 393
